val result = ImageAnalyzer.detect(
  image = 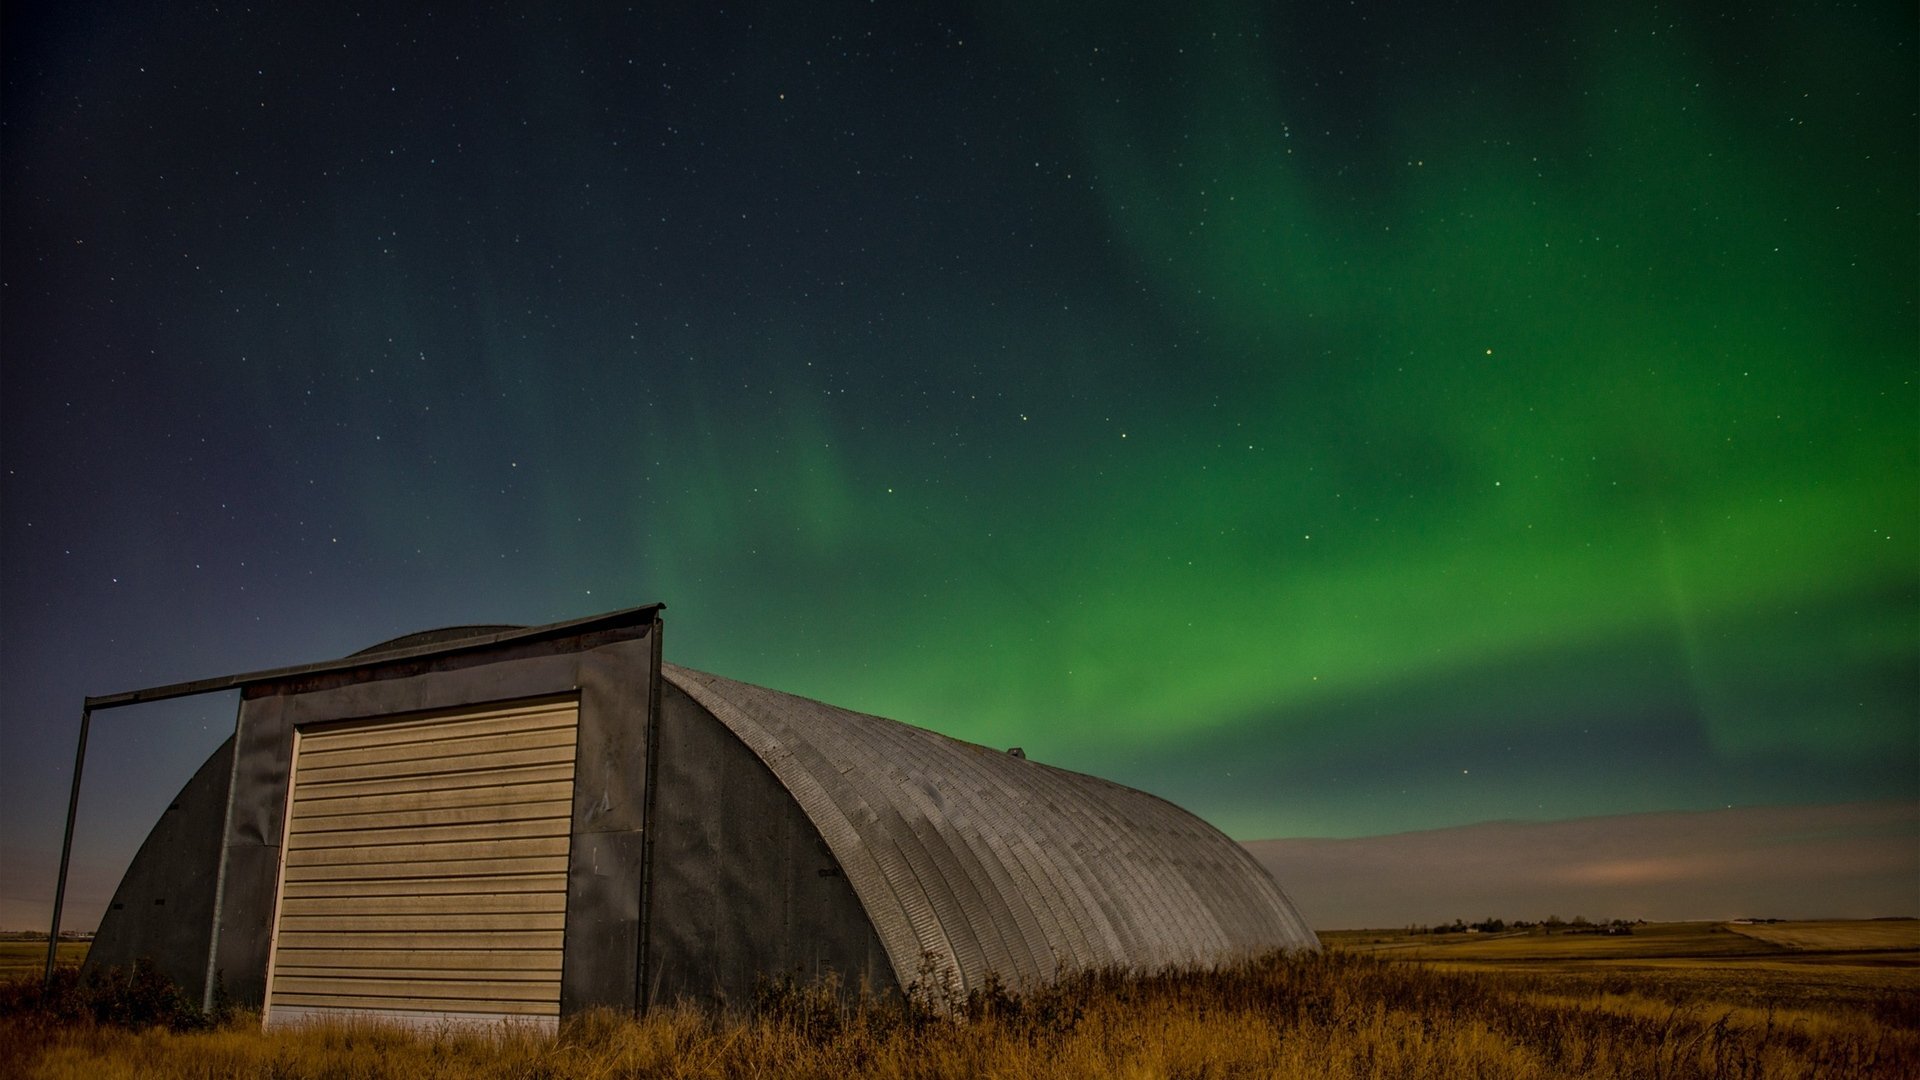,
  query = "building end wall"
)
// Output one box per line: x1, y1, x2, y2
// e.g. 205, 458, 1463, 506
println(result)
646, 682, 896, 1007
84, 735, 235, 1001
